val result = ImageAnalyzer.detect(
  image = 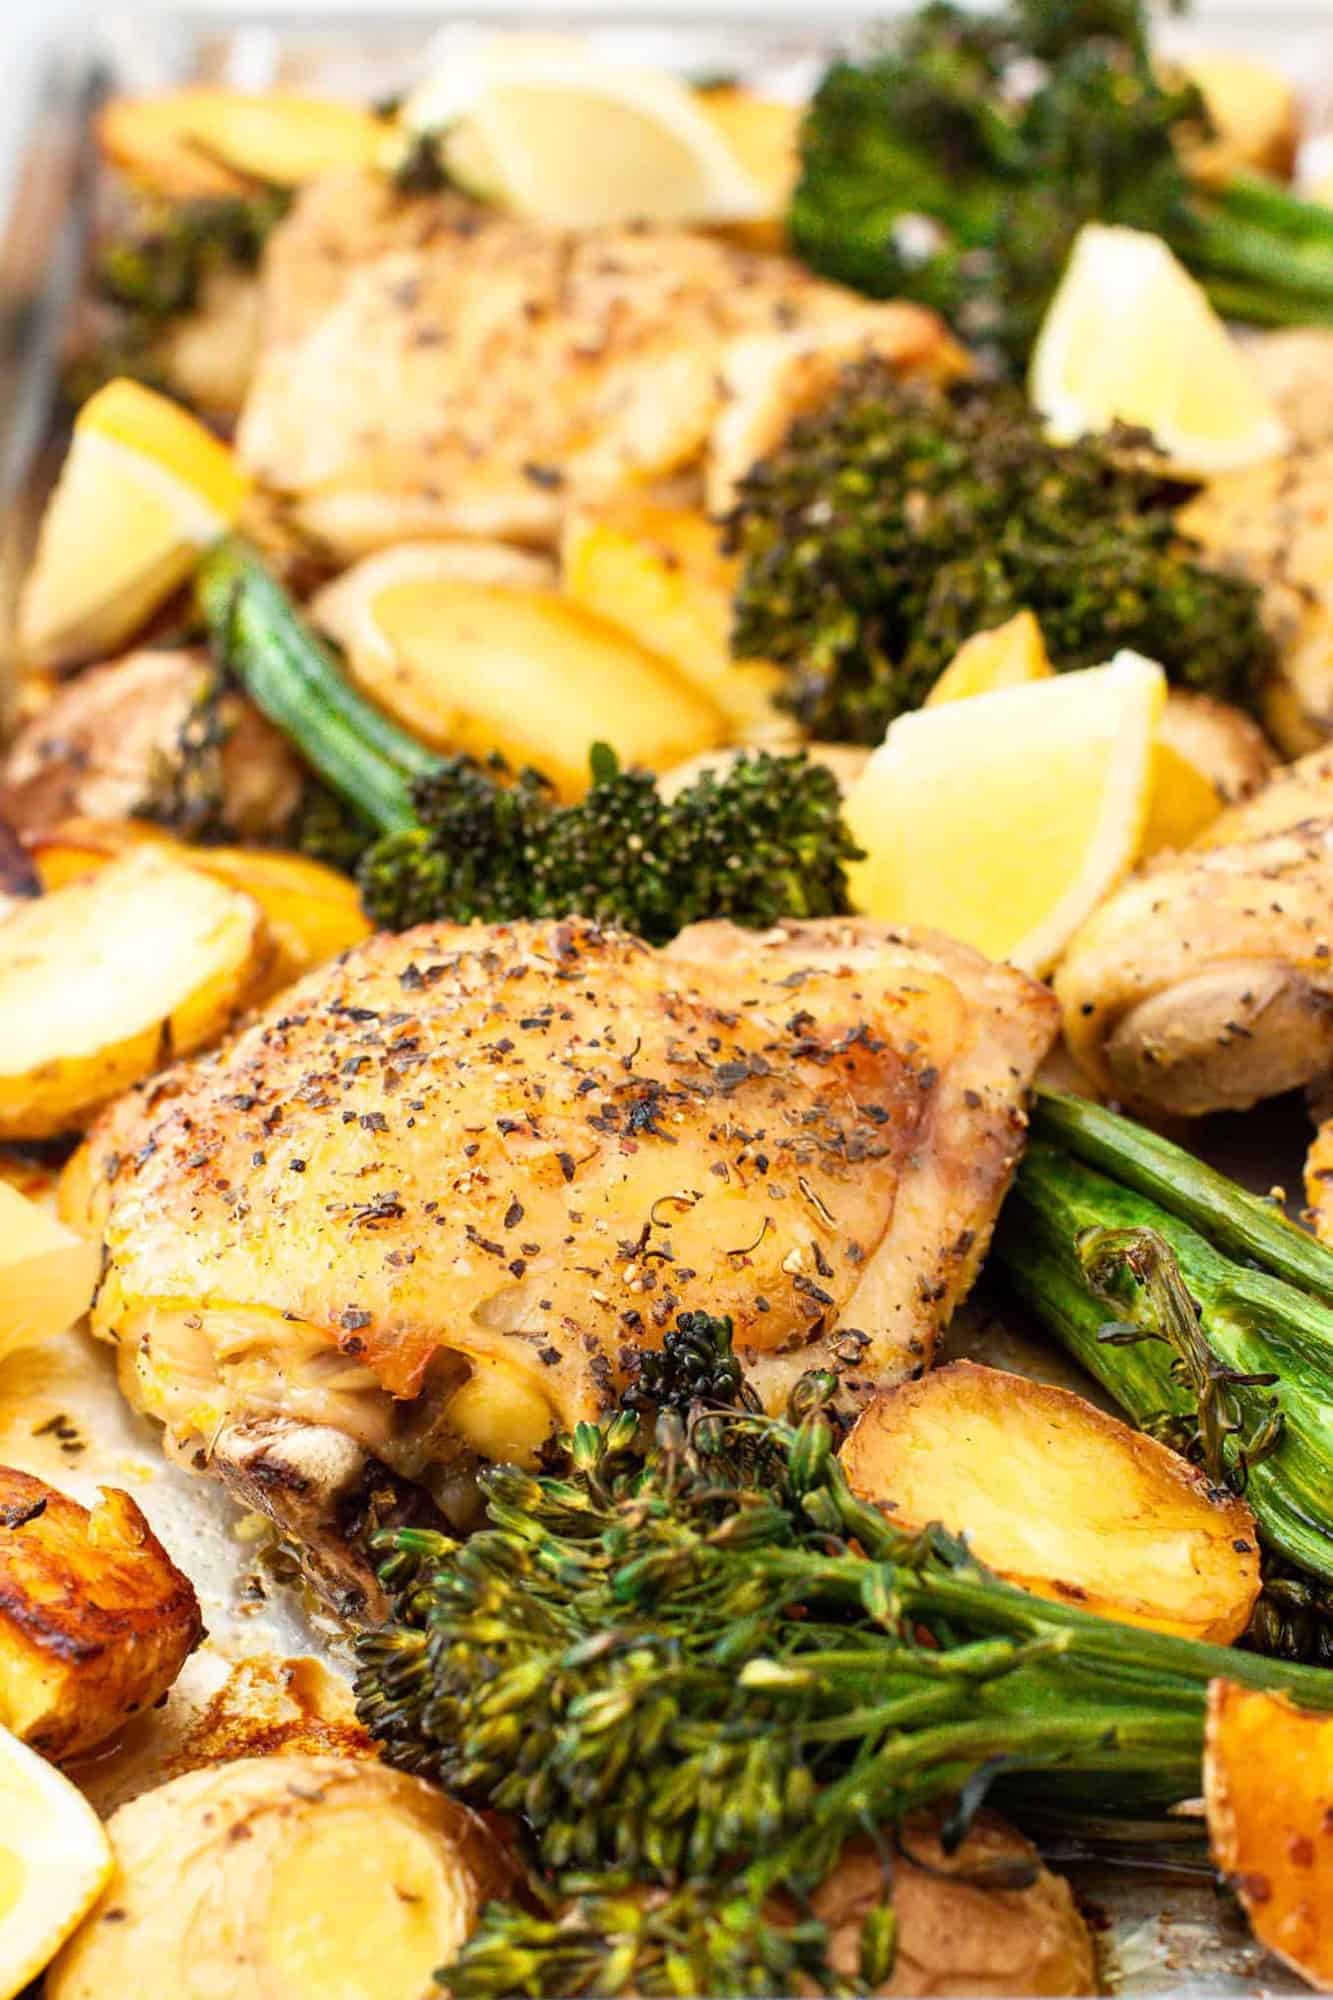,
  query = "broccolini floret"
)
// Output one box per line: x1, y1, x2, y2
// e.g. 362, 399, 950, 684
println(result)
197, 540, 863, 942
790, 0, 1333, 371
725, 367, 1272, 742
